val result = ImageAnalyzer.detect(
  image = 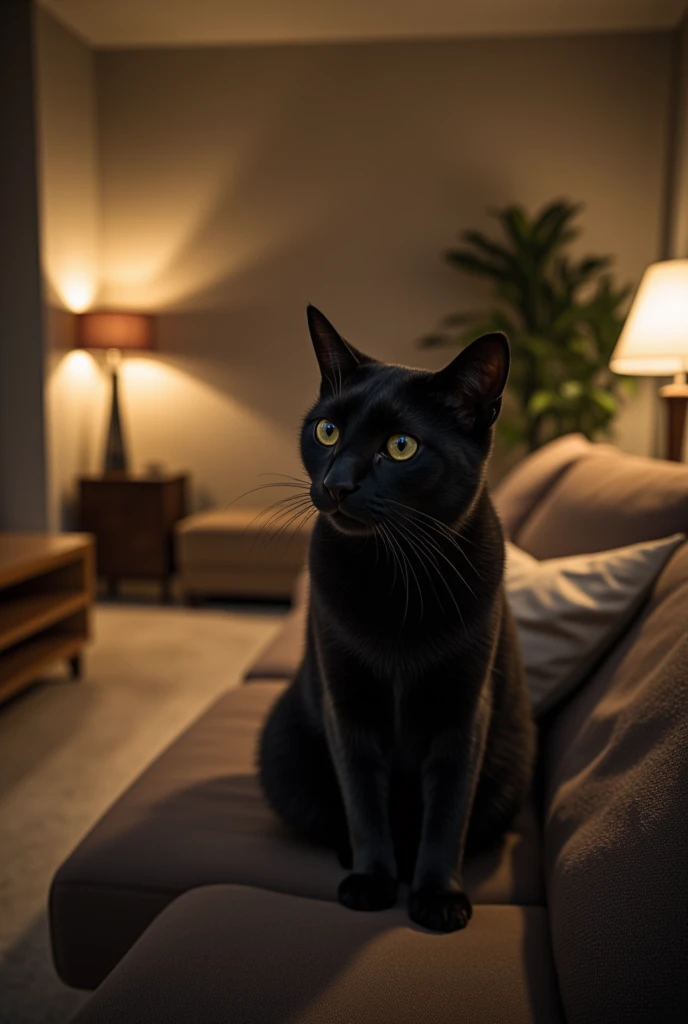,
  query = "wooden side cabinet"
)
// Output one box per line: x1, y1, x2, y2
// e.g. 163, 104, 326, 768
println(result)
79, 475, 188, 602
0, 533, 95, 705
